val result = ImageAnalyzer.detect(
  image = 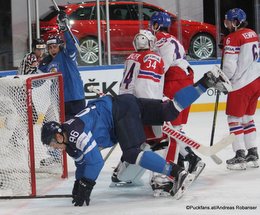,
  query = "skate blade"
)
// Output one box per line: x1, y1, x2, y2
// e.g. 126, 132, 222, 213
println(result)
227, 163, 246, 170
109, 180, 144, 188
192, 162, 206, 181
175, 173, 195, 200
153, 189, 171, 197
246, 161, 259, 168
